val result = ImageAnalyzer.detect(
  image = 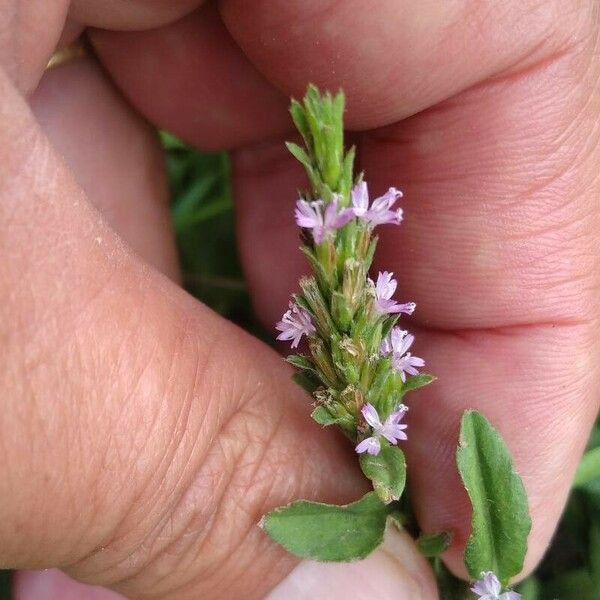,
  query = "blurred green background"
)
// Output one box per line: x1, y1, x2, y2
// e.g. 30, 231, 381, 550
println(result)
0, 136, 597, 600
